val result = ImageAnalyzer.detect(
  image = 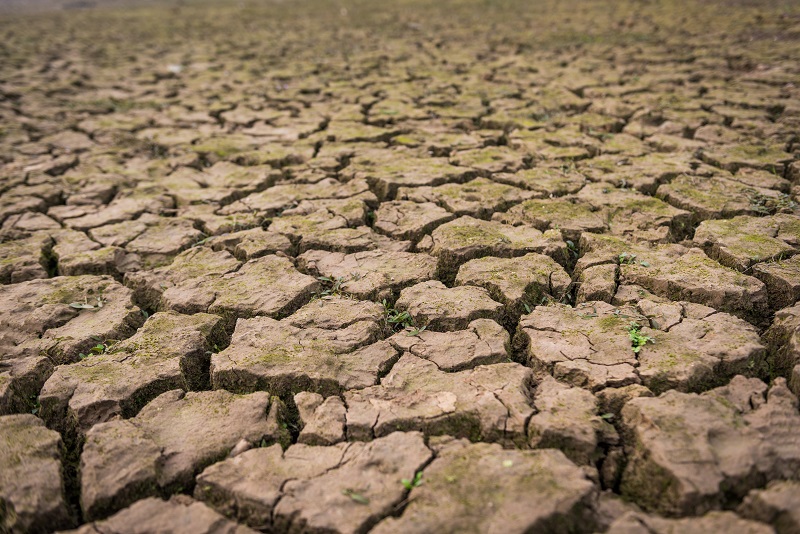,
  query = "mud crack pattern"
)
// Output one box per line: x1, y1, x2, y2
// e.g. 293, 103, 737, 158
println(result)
1, 0, 799, 532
